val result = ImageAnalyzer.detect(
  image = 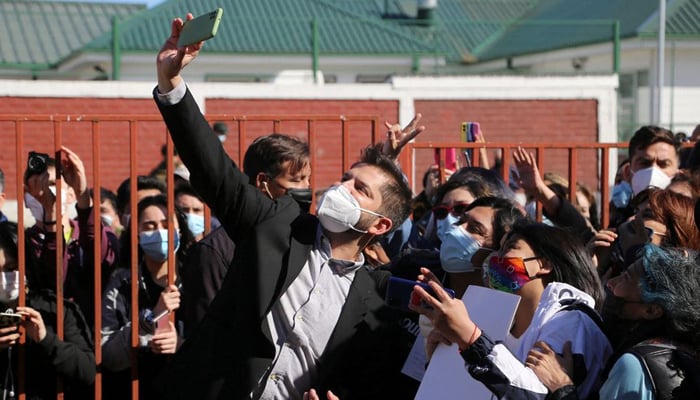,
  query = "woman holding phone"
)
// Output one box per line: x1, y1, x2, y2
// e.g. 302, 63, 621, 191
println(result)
101, 195, 194, 400
412, 221, 611, 399
0, 221, 95, 399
